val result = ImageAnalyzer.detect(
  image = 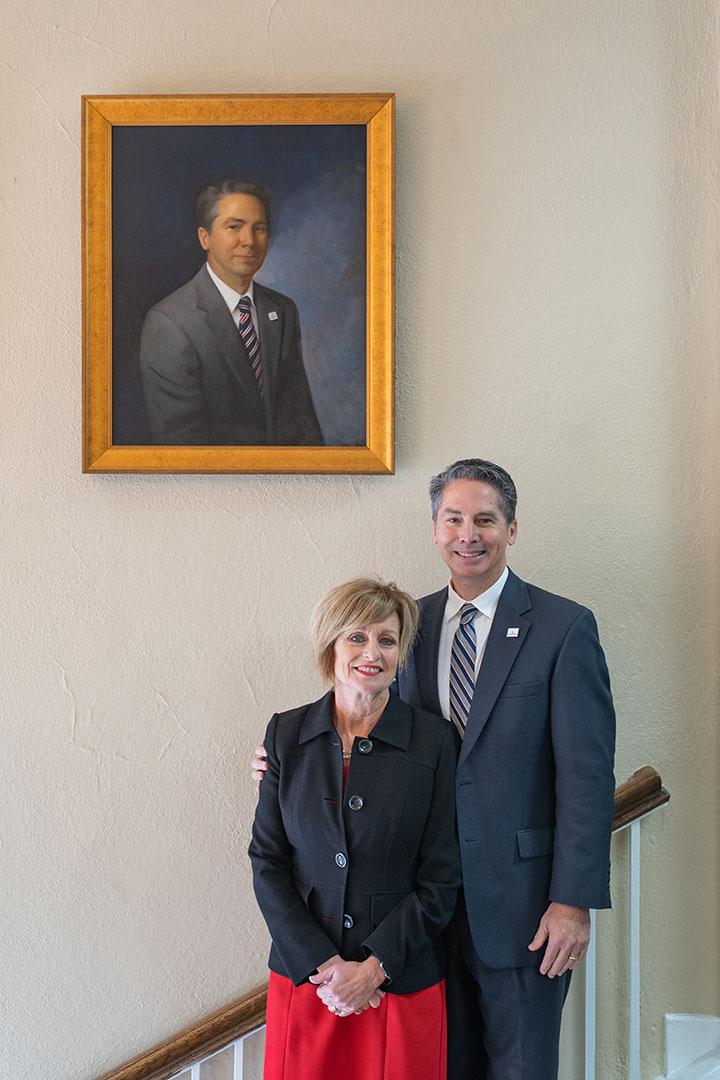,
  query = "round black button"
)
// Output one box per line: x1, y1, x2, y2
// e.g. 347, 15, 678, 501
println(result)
348, 795, 364, 811
343, 914, 354, 929
358, 739, 373, 754
335, 852, 347, 868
